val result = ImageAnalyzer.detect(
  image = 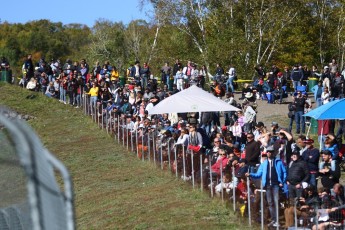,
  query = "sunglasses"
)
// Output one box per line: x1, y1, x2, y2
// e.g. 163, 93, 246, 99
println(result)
219, 153, 226, 156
